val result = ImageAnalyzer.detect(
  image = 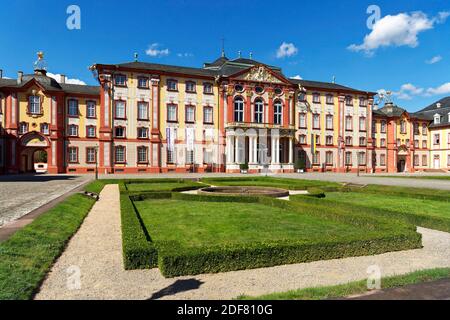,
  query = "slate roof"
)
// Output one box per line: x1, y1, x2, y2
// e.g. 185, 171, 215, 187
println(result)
413, 97, 450, 127
290, 78, 375, 95
0, 73, 100, 96
116, 61, 216, 77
